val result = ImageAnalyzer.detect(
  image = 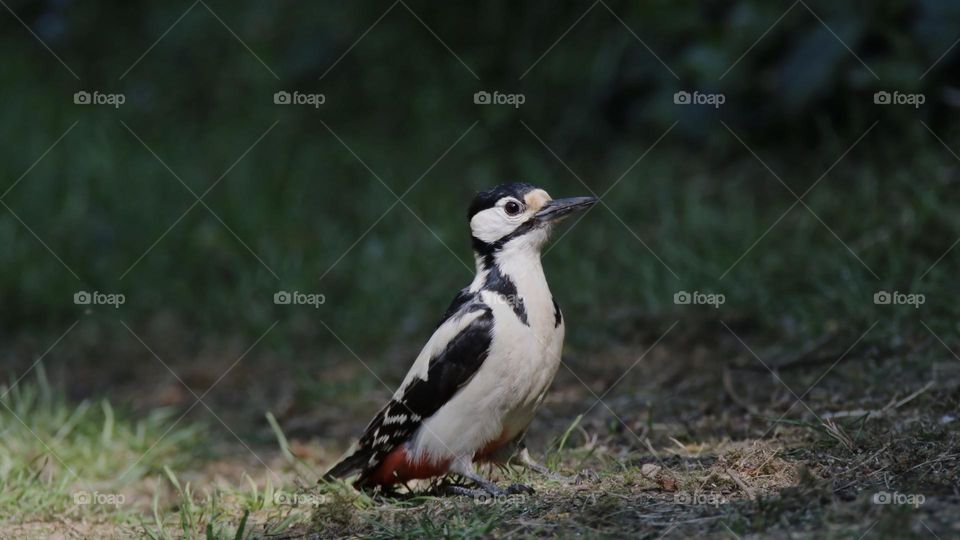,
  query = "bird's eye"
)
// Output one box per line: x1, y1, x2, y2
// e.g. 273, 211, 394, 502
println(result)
504, 201, 522, 216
